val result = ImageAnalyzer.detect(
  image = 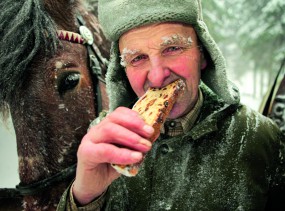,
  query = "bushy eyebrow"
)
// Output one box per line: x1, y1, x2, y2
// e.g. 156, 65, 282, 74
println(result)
160, 34, 193, 47
120, 48, 140, 67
